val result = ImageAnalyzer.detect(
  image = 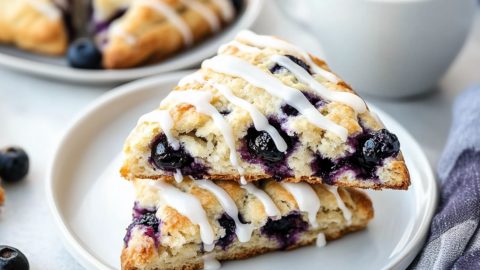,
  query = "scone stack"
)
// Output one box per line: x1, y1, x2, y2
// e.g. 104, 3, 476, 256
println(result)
119, 31, 410, 270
